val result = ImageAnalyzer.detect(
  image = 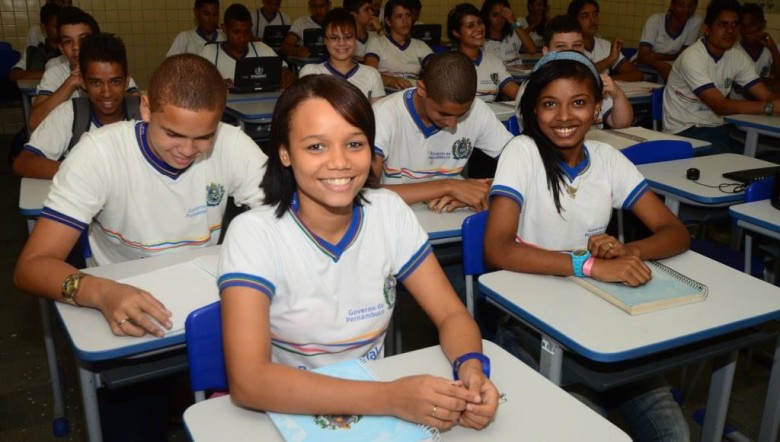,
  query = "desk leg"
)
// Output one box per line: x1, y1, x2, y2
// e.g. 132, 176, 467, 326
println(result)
745, 233, 753, 275
77, 362, 103, 442
701, 351, 737, 442
39, 299, 67, 433
539, 335, 563, 386
664, 198, 680, 216
743, 130, 759, 158
758, 337, 780, 442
